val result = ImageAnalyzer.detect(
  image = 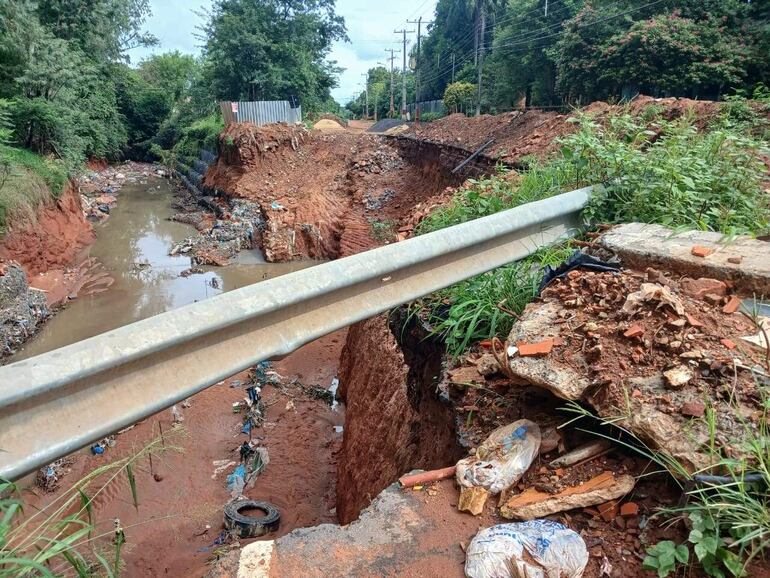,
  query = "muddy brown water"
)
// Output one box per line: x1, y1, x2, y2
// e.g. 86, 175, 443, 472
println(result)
14, 176, 312, 359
